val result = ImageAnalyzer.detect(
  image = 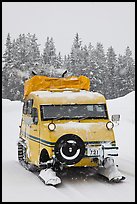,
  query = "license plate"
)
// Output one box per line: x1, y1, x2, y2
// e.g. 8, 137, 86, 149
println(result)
87, 147, 99, 156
